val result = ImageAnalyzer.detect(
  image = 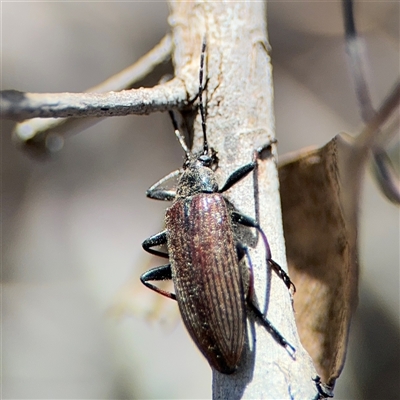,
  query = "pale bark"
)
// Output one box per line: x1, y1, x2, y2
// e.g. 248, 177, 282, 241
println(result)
1, 80, 186, 120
